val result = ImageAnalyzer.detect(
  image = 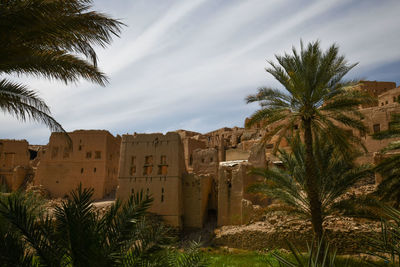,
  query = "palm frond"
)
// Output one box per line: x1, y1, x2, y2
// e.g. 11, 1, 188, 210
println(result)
0, 79, 65, 133
248, 135, 370, 220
